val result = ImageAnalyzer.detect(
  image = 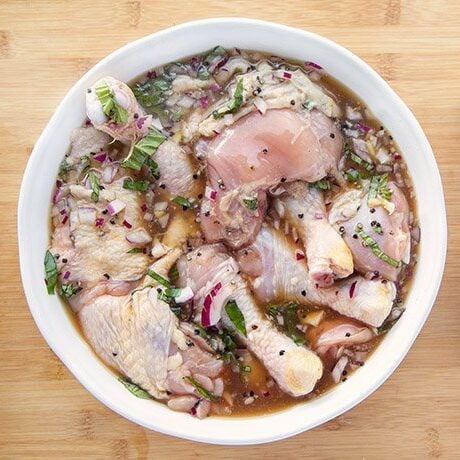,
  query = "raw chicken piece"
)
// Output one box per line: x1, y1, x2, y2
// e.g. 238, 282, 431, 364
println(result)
277, 181, 353, 286
328, 181, 410, 281
77, 250, 223, 418
154, 140, 196, 196
181, 60, 341, 142
307, 317, 374, 357
177, 245, 323, 397
86, 76, 151, 144
200, 108, 343, 248
69, 126, 111, 159
50, 177, 151, 284
206, 109, 342, 191
237, 226, 395, 327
